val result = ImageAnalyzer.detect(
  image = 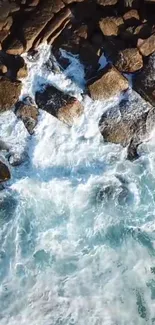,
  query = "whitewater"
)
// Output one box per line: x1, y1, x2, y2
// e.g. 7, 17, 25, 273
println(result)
1, 44, 155, 325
